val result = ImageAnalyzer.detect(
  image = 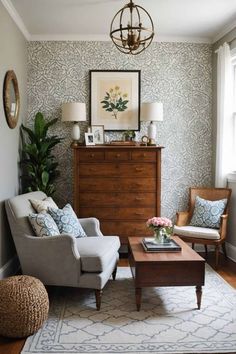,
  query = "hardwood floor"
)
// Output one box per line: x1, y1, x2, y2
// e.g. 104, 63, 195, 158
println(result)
0, 252, 235, 354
